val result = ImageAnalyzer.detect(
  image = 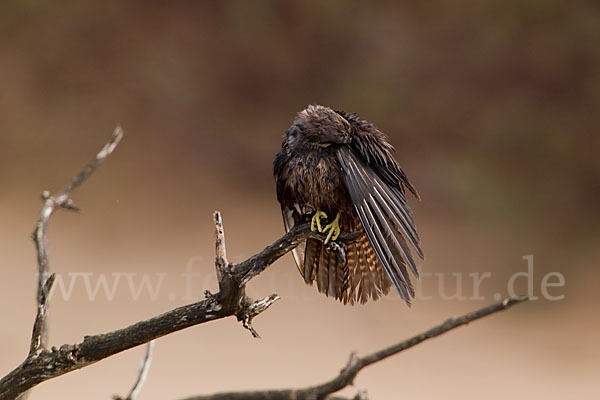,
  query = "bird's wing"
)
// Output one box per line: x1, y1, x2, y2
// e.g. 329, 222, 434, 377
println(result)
336, 146, 422, 303
281, 206, 305, 275
345, 116, 423, 258
342, 111, 420, 201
